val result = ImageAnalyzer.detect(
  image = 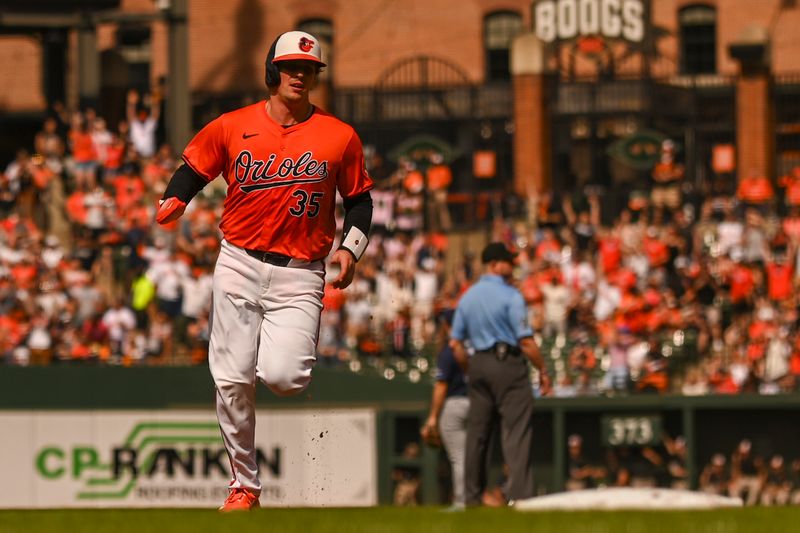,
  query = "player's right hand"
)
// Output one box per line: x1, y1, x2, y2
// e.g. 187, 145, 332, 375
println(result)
156, 197, 187, 225
329, 248, 356, 289
539, 372, 553, 397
